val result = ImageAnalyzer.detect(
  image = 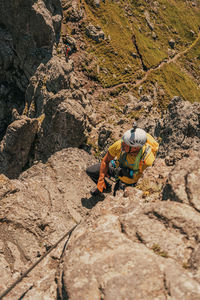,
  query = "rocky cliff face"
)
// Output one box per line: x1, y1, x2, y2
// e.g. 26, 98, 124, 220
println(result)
0, 0, 200, 299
